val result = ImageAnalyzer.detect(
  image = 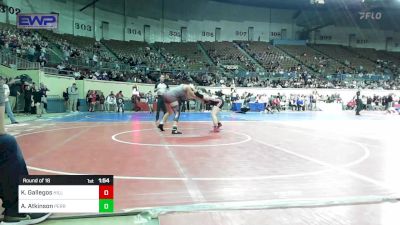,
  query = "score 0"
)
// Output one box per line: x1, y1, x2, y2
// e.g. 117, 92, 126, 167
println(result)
99, 185, 114, 213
